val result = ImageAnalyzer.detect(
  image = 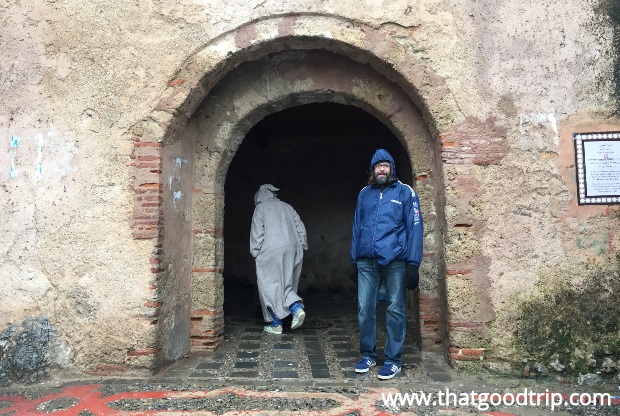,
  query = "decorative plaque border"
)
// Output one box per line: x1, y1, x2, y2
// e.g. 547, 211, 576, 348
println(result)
573, 132, 620, 205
